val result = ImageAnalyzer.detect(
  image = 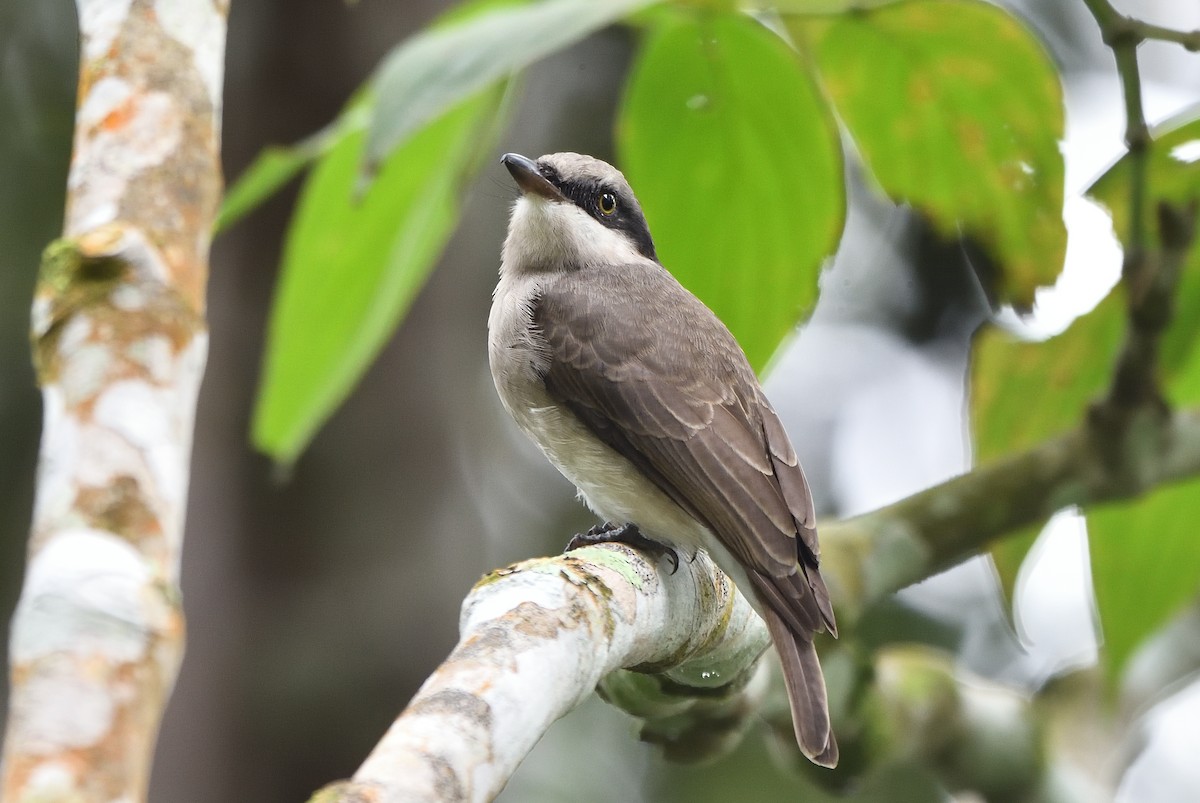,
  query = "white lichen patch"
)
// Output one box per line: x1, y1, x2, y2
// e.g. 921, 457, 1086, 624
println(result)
127, 335, 175, 383
68, 90, 183, 236
31, 386, 82, 530
31, 295, 54, 338
59, 314, 94, 354
11, 528, 151, 664
110, 282, 147, 311
94, 379, 186, 517
24, 761, 78, 796
60, 341, 114, 407
15, 659, 117, 754
155, 0, 228, 106
76, 425, 149, 493
78, 0, 134, 64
